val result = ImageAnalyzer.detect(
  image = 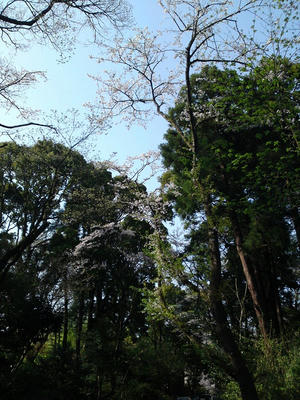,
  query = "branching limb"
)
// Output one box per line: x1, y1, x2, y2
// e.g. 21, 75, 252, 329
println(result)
0, 121, 57, 131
